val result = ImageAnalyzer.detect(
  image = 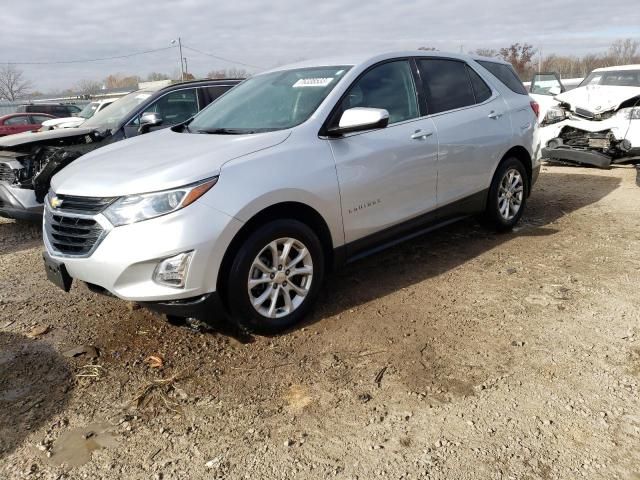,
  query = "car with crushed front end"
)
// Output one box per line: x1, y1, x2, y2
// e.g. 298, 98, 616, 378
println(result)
0, 78, 241, 220
43, 51, 539, 334
536, 65, 640, 168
